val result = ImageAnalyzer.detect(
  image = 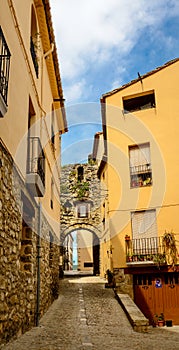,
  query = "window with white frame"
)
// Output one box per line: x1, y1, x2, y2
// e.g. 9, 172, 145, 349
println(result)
77, 203, 90, 218
129, 143, 152, 188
